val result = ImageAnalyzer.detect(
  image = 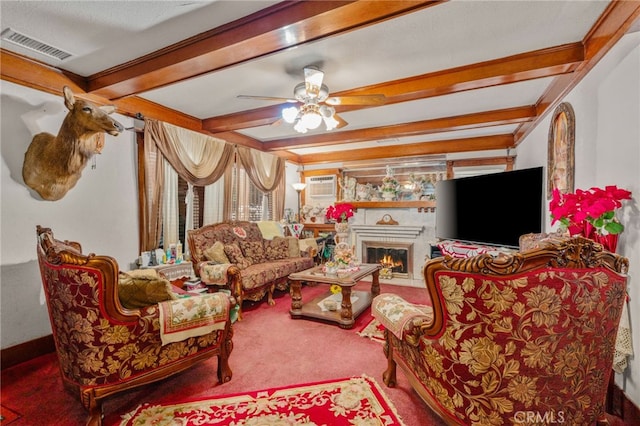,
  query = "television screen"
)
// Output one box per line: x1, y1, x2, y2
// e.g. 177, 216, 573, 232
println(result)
435, 167, 544, 248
